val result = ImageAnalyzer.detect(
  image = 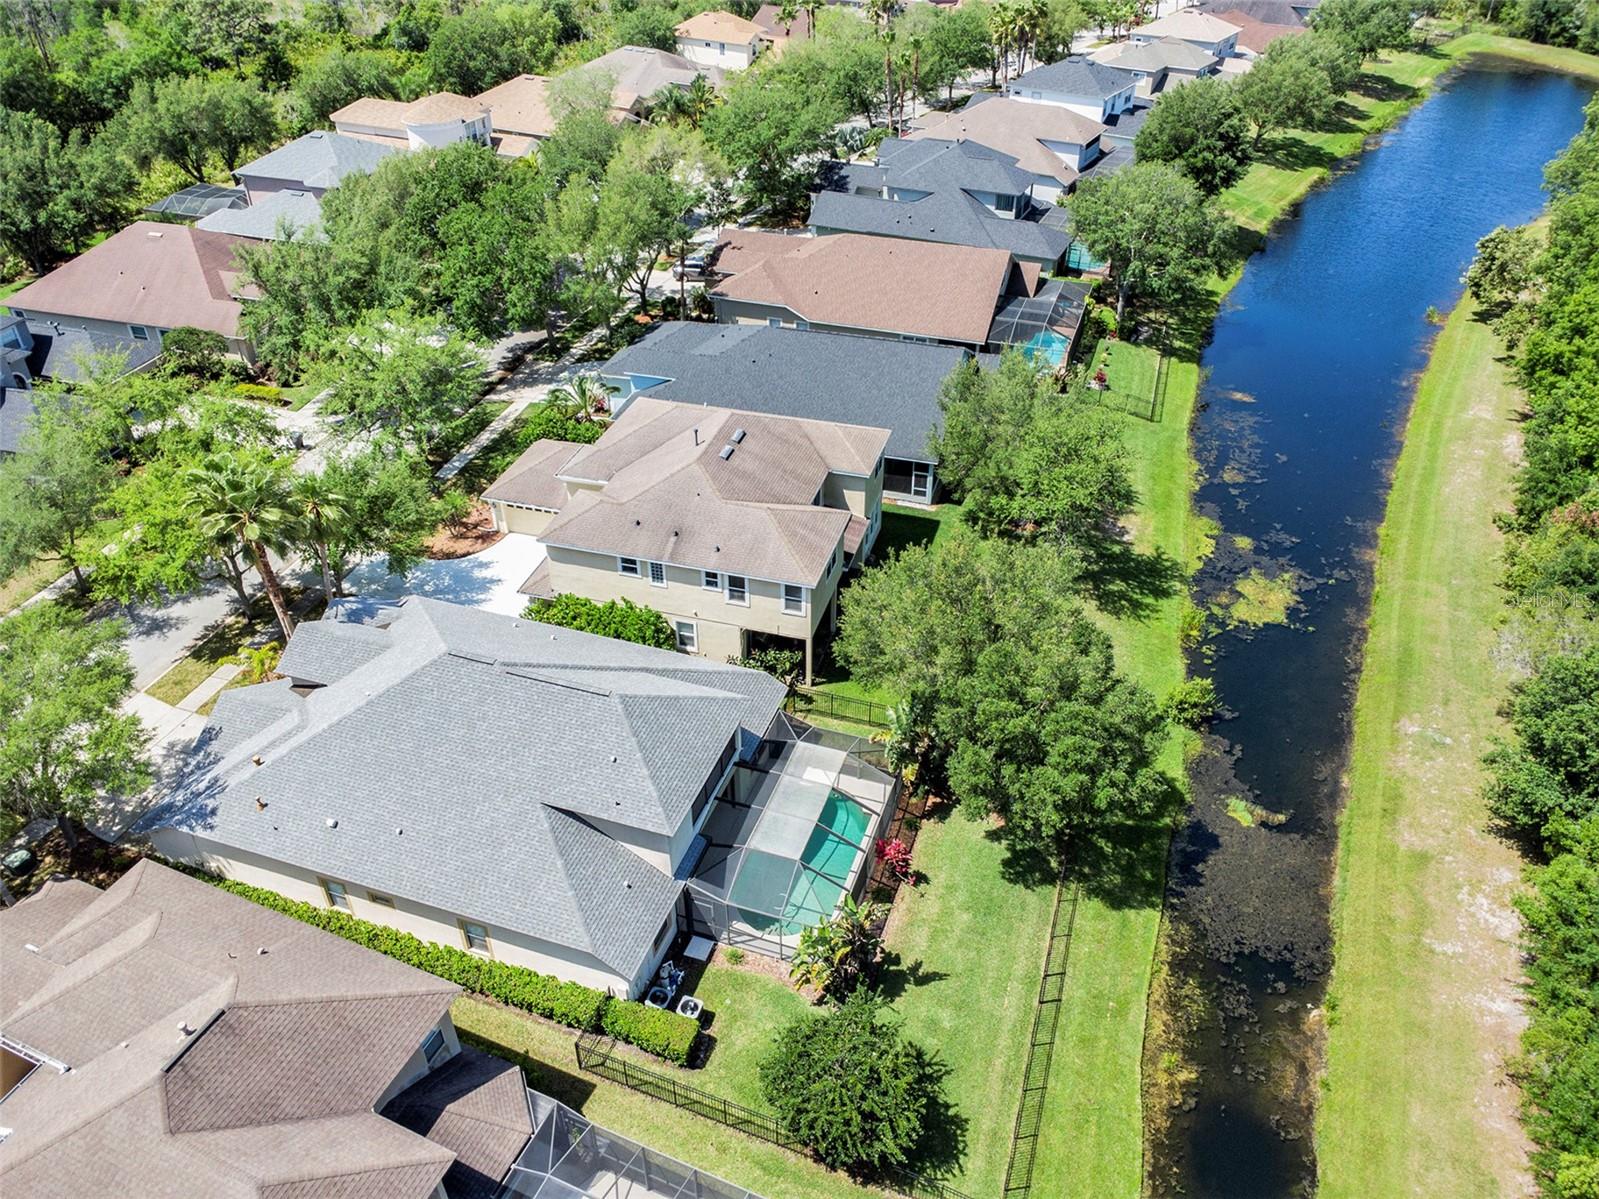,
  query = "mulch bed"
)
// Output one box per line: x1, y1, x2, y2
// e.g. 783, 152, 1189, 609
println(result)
6, 825, 143, 901
424, 502, 504, 560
